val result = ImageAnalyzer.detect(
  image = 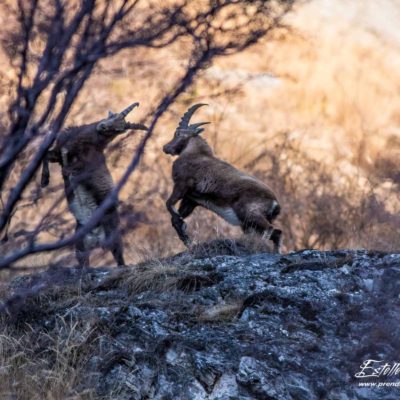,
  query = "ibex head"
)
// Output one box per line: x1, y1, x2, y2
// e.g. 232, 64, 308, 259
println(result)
163, 103, 210, 155
97, 102, 148, 136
